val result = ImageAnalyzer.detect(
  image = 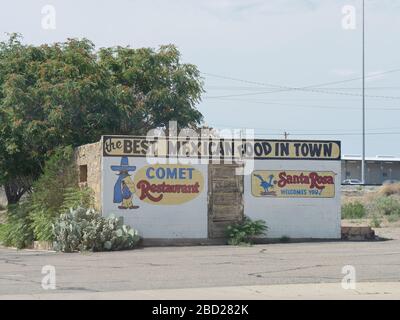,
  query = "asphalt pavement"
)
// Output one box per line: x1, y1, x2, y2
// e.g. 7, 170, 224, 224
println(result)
0, 228, 399, 299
